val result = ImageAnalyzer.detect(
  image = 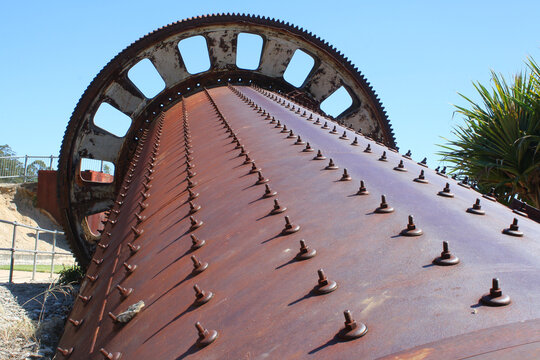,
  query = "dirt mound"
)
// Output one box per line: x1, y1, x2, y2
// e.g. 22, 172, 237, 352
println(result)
0, 183, 72, 255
